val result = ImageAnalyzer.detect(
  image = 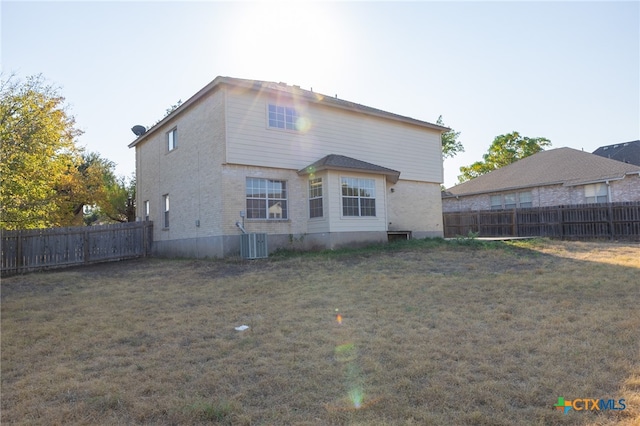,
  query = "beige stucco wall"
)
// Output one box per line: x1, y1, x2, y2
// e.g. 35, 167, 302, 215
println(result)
442, 175, 640, 212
